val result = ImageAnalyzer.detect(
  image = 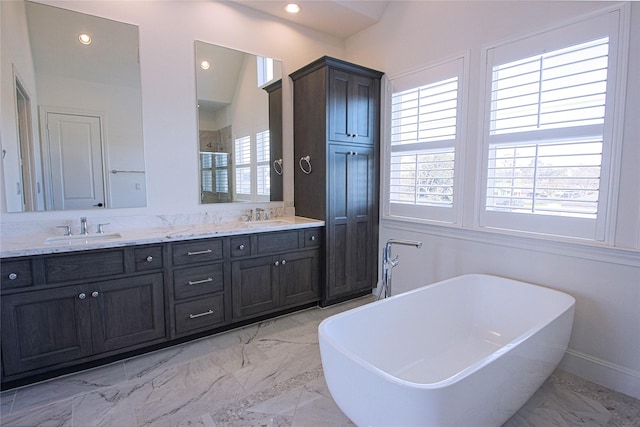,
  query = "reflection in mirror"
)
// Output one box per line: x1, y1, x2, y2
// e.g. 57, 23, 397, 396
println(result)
1, 1, 146, 212
195, 41, 283, 204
